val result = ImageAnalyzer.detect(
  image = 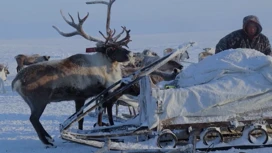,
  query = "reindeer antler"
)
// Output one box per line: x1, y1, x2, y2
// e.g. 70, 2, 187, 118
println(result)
86, 0, 115, 32
86, 0, 131, 47
52, 10, 105, 44
115, 26, 131, 48
53, 0, 131, 47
